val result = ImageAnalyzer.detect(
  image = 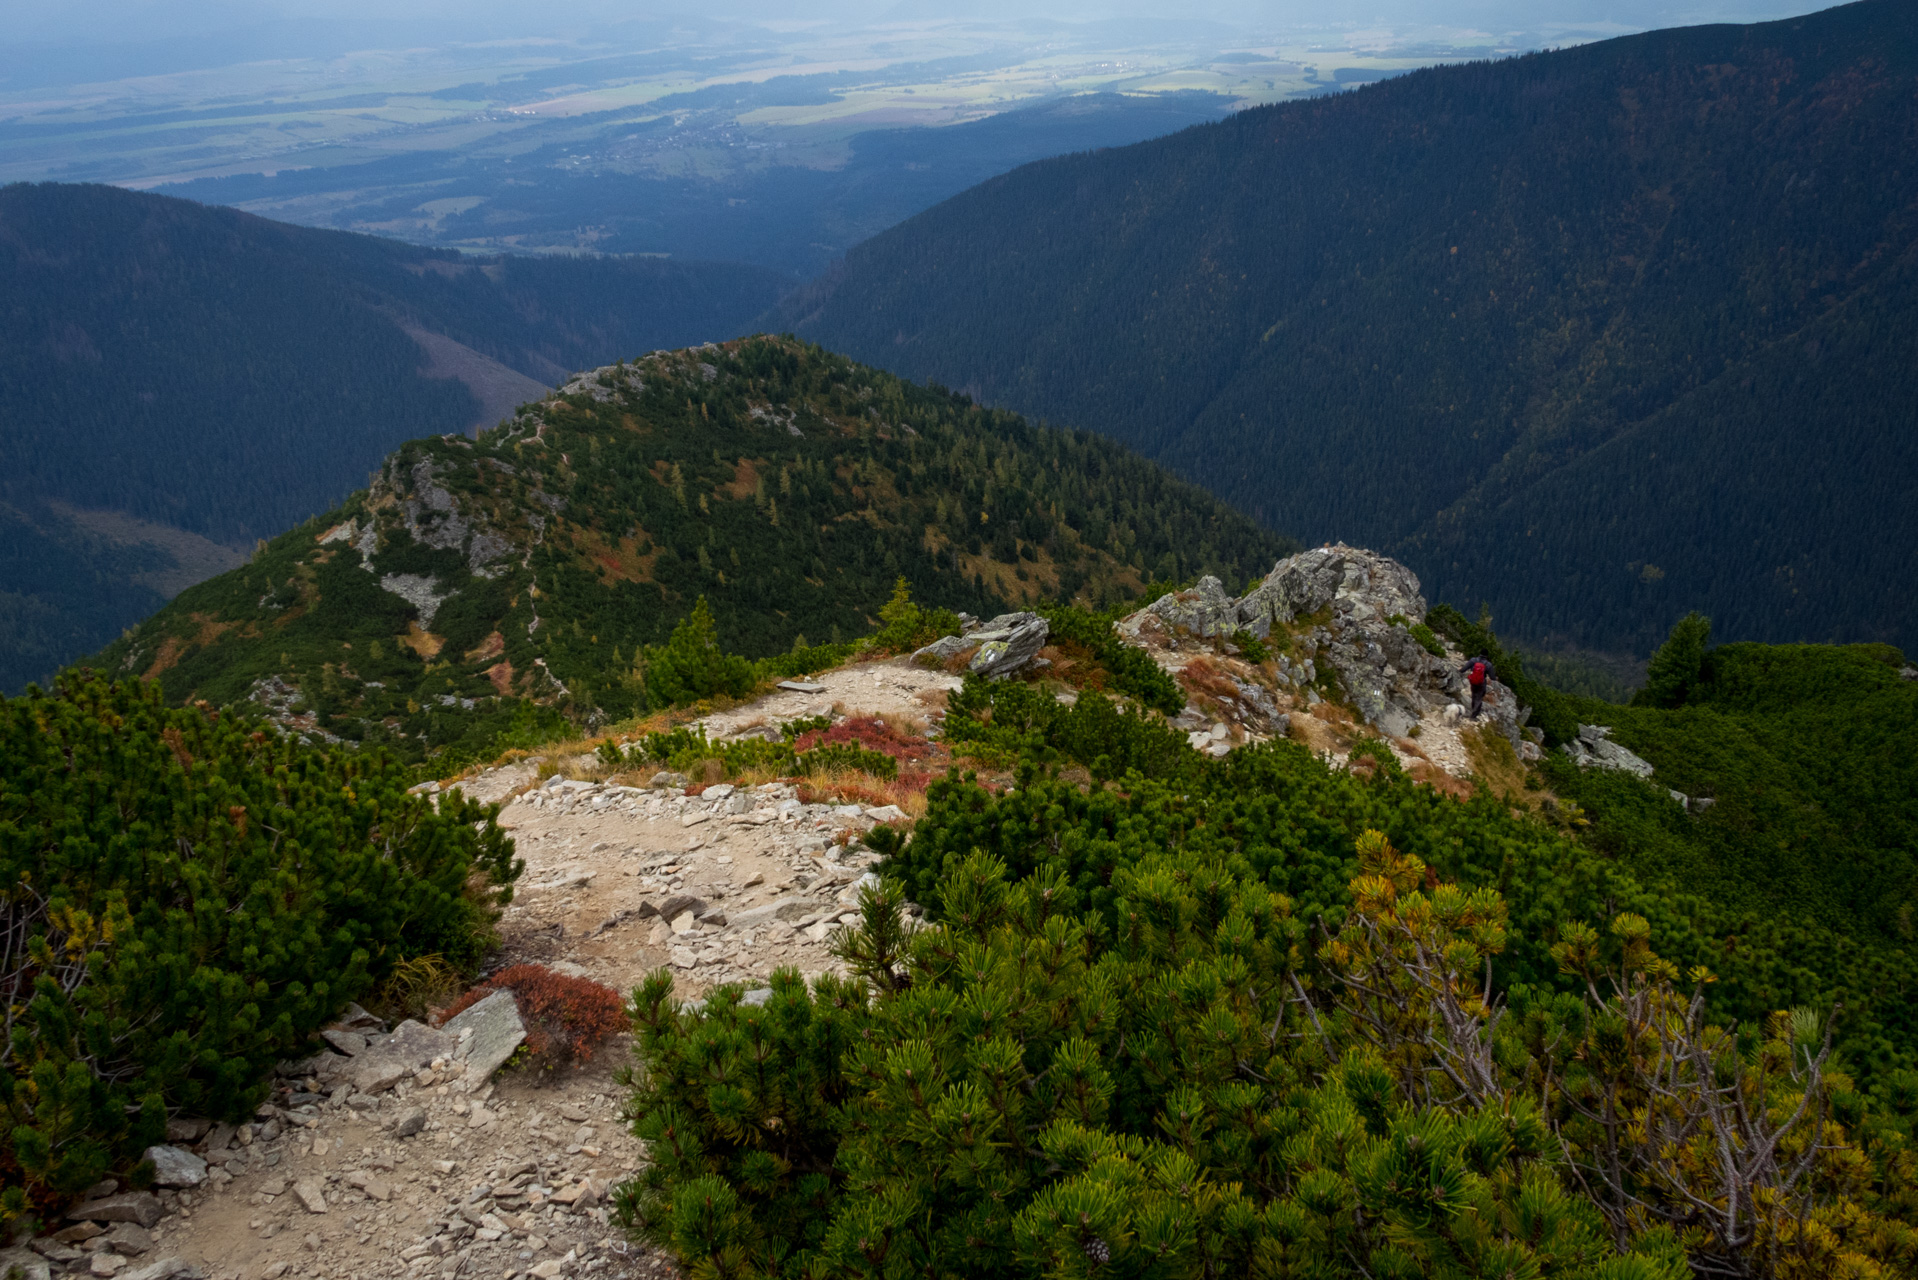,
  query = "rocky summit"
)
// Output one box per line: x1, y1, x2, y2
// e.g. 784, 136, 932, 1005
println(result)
1119, 543, 1536, 752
